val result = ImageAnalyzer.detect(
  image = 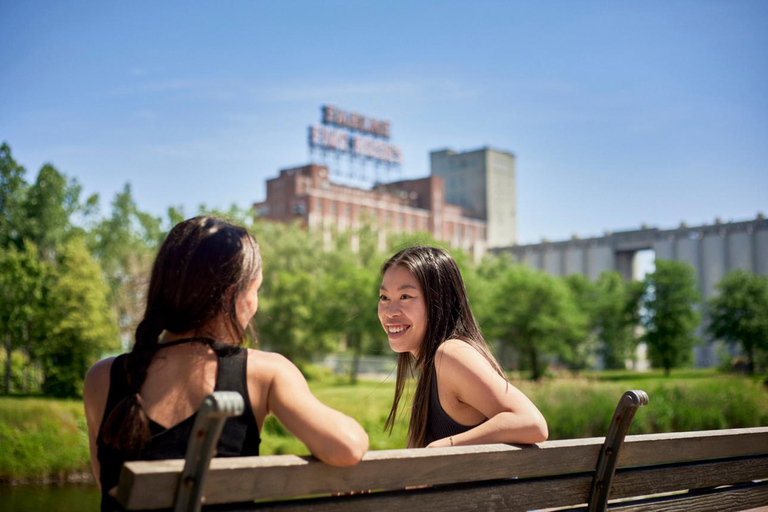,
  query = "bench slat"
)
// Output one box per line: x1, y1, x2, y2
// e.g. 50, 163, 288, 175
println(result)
607, 481, 768, 512
238, 475, 595, 512
620, 428, 768, 467
611, 455, 768, 500
120, 441, 602, 510
118, 427, 768, 510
